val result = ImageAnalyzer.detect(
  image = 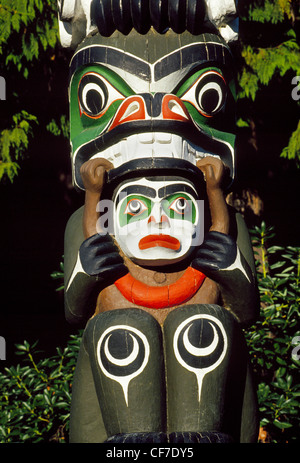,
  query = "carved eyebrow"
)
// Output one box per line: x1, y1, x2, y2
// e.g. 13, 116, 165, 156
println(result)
70, 45, 151, 81
70, 42, 232, 84
154, 42, 232, 81
115, 185, 156, 206
158, 184, 198, 198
